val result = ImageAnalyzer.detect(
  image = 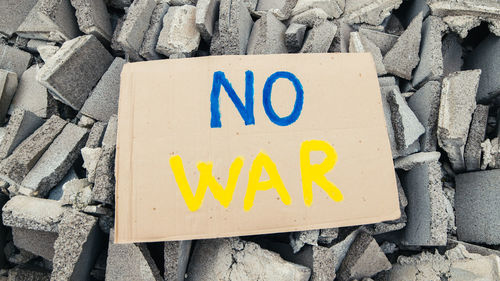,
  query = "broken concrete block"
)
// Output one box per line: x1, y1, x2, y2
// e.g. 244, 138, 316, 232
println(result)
407, 81, 442, 152
358, 28, 398, 55
285, 23, 306, 52
401, 160, 448, 246
79, 58, 126, 122
102, 115, 117, 148
290, 230, 319, 253
48, 168, 78, 200
19, 123, 88, 197
81, 147, 102, 183
51, 210, 103, 281
25, 39, 55, 53
139, 3, 170, 60
0, 115, 67, 184
412, 16, 446, 87
0, 110, 43, 160
247, 12, 287, 54
300, 20, 337, 53
12, 227, 57, 260
464, 105, 489, 171
442, 15, 481, 39
38, 35, 113, 110
464, 35, 500, 102
195, 0, 219, 42
394, 151, 441, 171
0, 0, 38, 37
112, 0, 156, 61
382, 12, 423, 80
455, 169, 500, 245
92, 146, 115, 205
164, 240, 192, 280
0, 70, 18, 124
70, 0, 113, 43
156, 5, 201, 57
106, 229, 163, 281
441, 33, 463, 78
8, 266, 51, 281
210, 0, 253, 55
289, 8, 328, 28
186, 238, 311, 281
16, 0, 80, 42
387, 89, 425, 150
38, 45, 60, 62
437, 70, 481, 172
318, 228, 338, 244
0, 45, 31, 78
337, 232, 391, 281
349, 32, 386, 76
85, 121, 106, 148
2, 196, 65, 232
8, 66, 57, 119
291, 0, 343, 19
481, 138, 499, 170
60, 179, 92, 209
254, 0, 298, 20
77, 115, 95, 128
343, 0, 403, 26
